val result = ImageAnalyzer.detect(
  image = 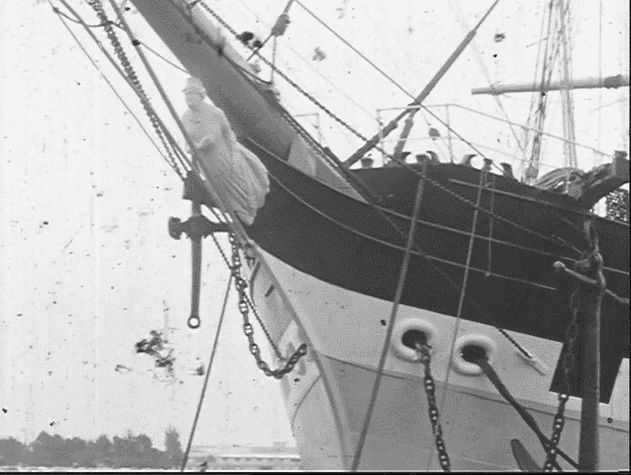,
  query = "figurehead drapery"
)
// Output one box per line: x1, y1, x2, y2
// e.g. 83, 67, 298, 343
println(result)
181, 77, 270, 226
